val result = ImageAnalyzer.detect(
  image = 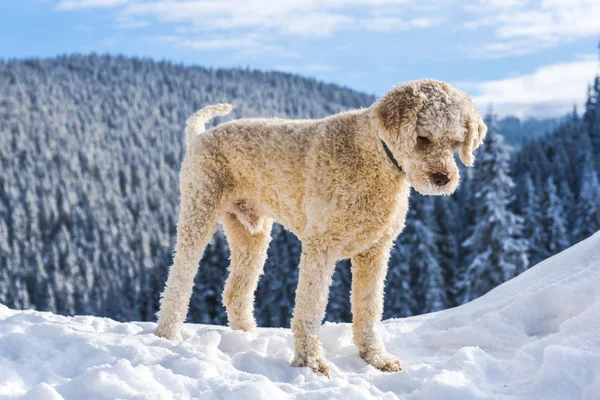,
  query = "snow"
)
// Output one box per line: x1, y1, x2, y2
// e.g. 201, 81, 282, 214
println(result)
2, 233, 600, 400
